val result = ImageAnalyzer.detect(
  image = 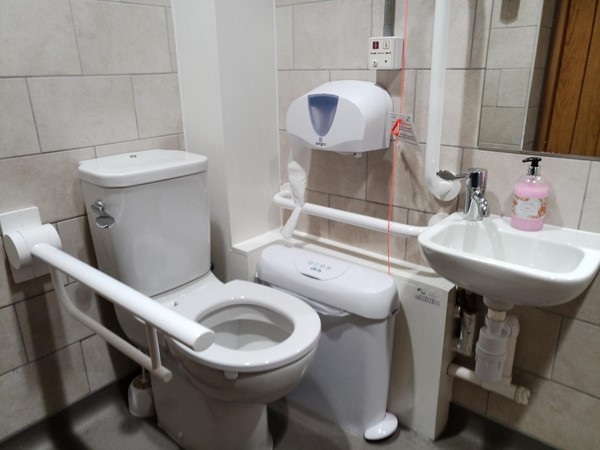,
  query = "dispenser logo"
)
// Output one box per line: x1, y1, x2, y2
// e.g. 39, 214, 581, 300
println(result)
307, 259, 332, 273
415, 287, 440, 307
315, 137, 327, 148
